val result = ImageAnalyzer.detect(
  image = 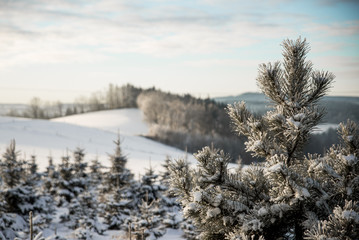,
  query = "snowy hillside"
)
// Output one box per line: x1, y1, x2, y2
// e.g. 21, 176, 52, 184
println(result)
0, 108, 195, 176
52, 108, 149, 136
